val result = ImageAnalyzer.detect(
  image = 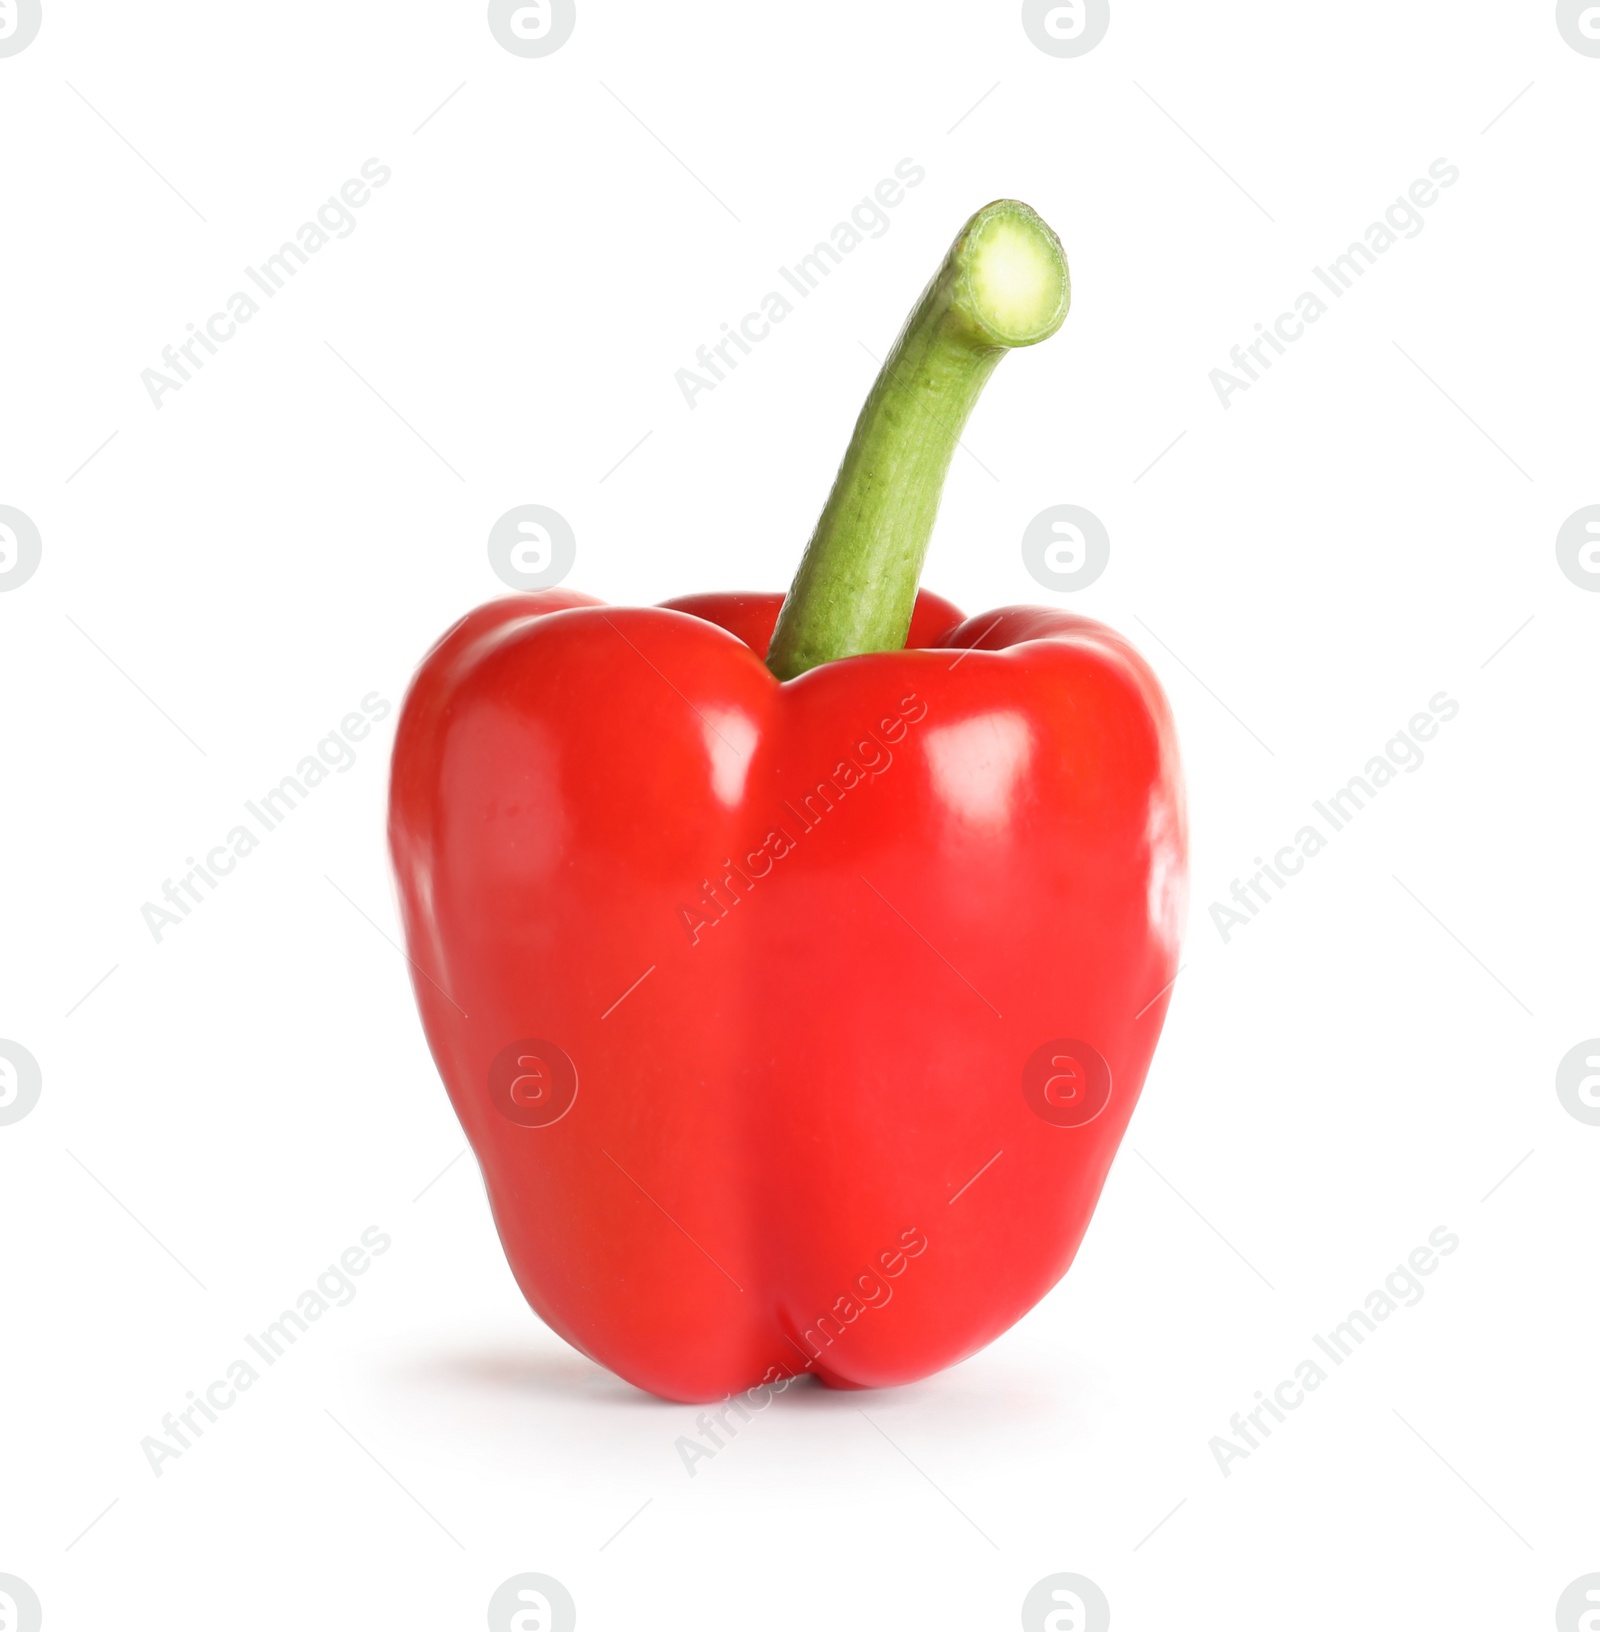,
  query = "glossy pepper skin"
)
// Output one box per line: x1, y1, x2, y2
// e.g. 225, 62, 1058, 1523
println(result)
389, 585, 1186, 1403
